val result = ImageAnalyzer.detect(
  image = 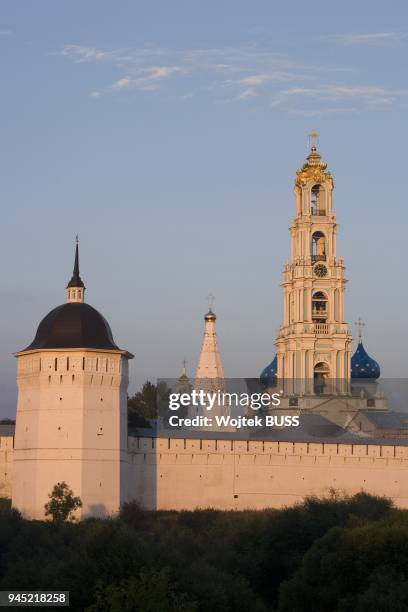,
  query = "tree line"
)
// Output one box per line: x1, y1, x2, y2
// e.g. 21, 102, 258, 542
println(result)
1, 491, 408, 610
